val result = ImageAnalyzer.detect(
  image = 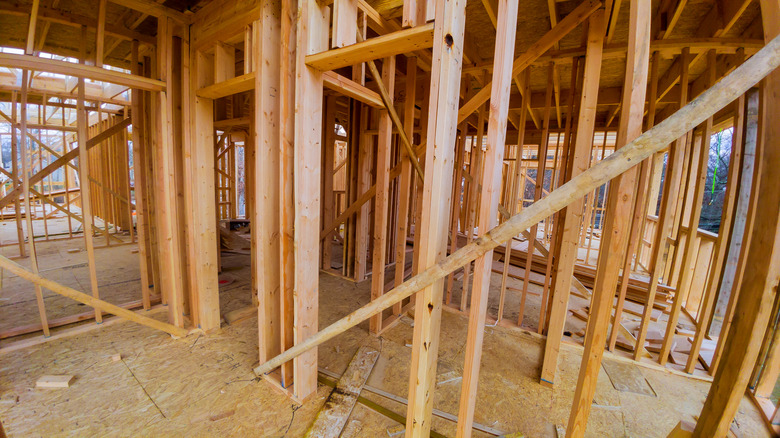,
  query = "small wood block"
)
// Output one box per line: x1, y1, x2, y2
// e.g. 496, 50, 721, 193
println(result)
36, 375, 75, 388
667, 420, 695, 437
224, 305, 256, 325
66, 248, 80, 254
111, 353, 122, 362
